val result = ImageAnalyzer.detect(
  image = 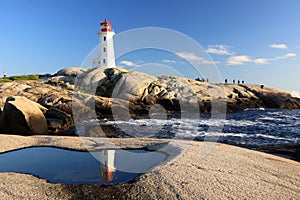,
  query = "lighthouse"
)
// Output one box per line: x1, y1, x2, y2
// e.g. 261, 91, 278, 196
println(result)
94, 19, 116, 68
